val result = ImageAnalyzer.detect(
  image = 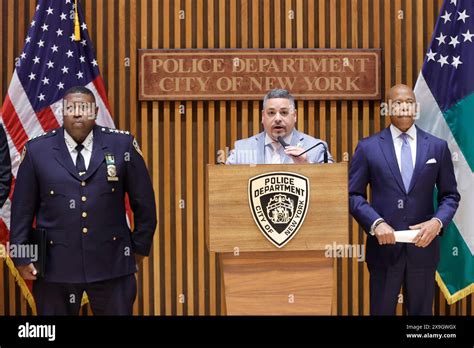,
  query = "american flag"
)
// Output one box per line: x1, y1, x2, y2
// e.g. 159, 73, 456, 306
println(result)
0, 0, 114, 312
